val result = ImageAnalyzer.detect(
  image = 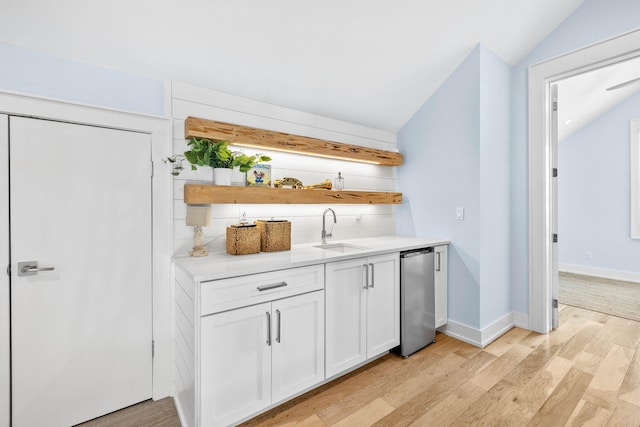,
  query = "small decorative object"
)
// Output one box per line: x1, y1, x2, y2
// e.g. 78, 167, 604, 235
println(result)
163, 137, 271, 186
247, 164, 272, 186
255, 219, 291, 252
335, 172, 344, 190
305, 179, 332, 190
226, 223, 261, 255
186, 205, 212, 257
273, 177, 304, 189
